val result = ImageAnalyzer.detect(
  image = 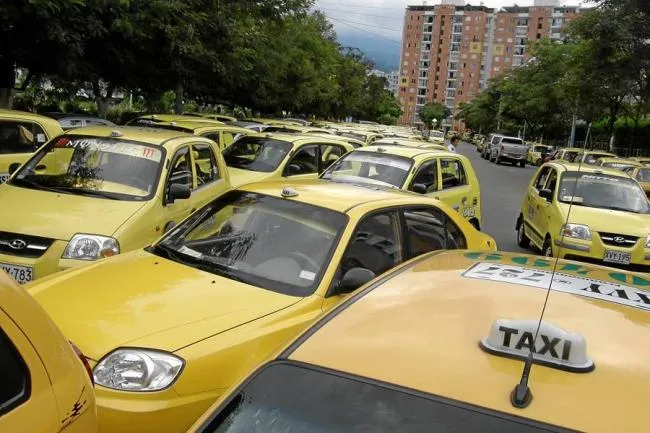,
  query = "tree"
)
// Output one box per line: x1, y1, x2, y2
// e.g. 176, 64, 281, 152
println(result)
419, 102, 451, 129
